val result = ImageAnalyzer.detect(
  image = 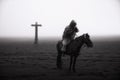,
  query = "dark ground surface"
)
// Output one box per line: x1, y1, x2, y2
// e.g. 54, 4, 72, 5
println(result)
0, 38, 120, 80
